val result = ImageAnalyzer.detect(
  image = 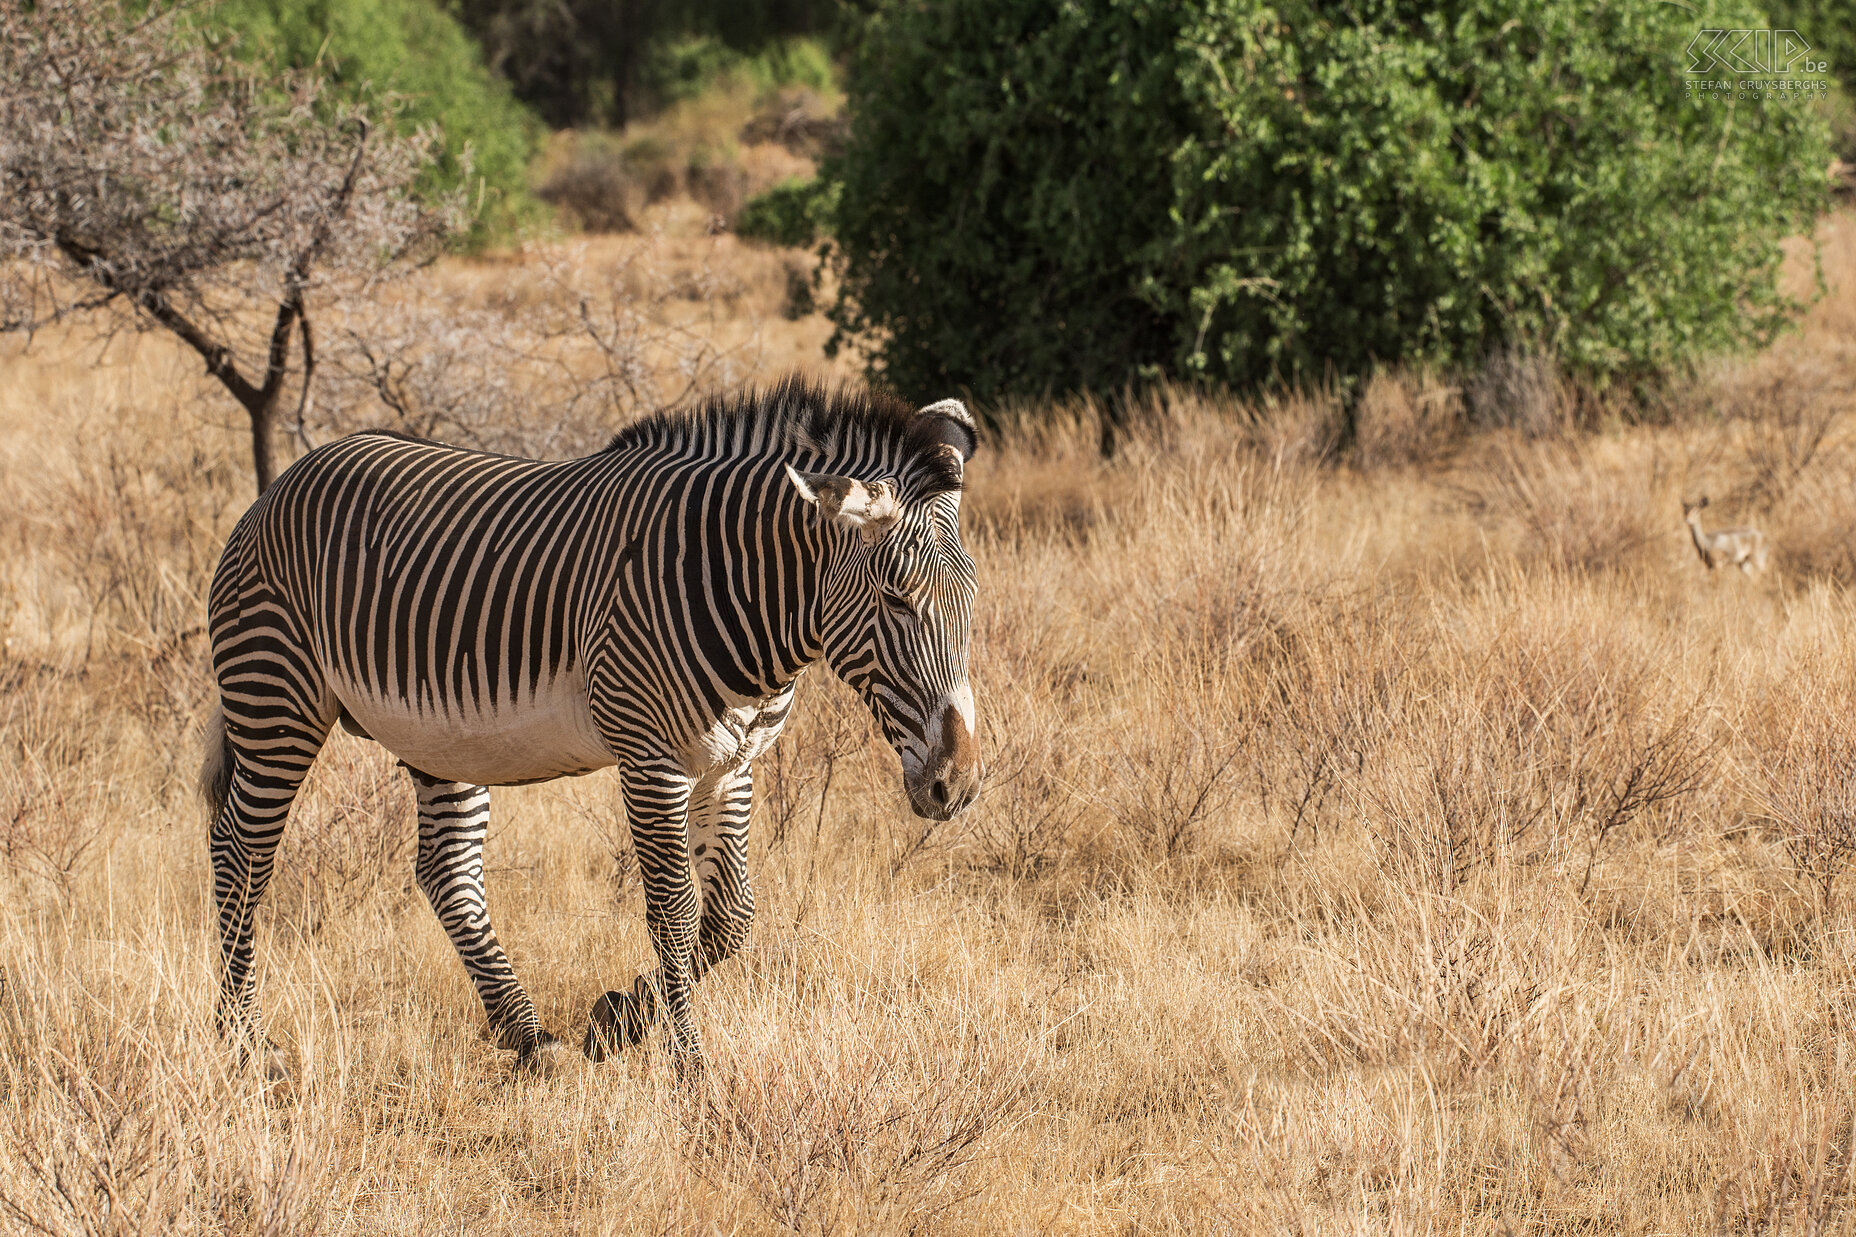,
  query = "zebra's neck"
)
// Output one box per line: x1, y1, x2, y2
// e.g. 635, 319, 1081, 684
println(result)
597, 446, 839, 706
